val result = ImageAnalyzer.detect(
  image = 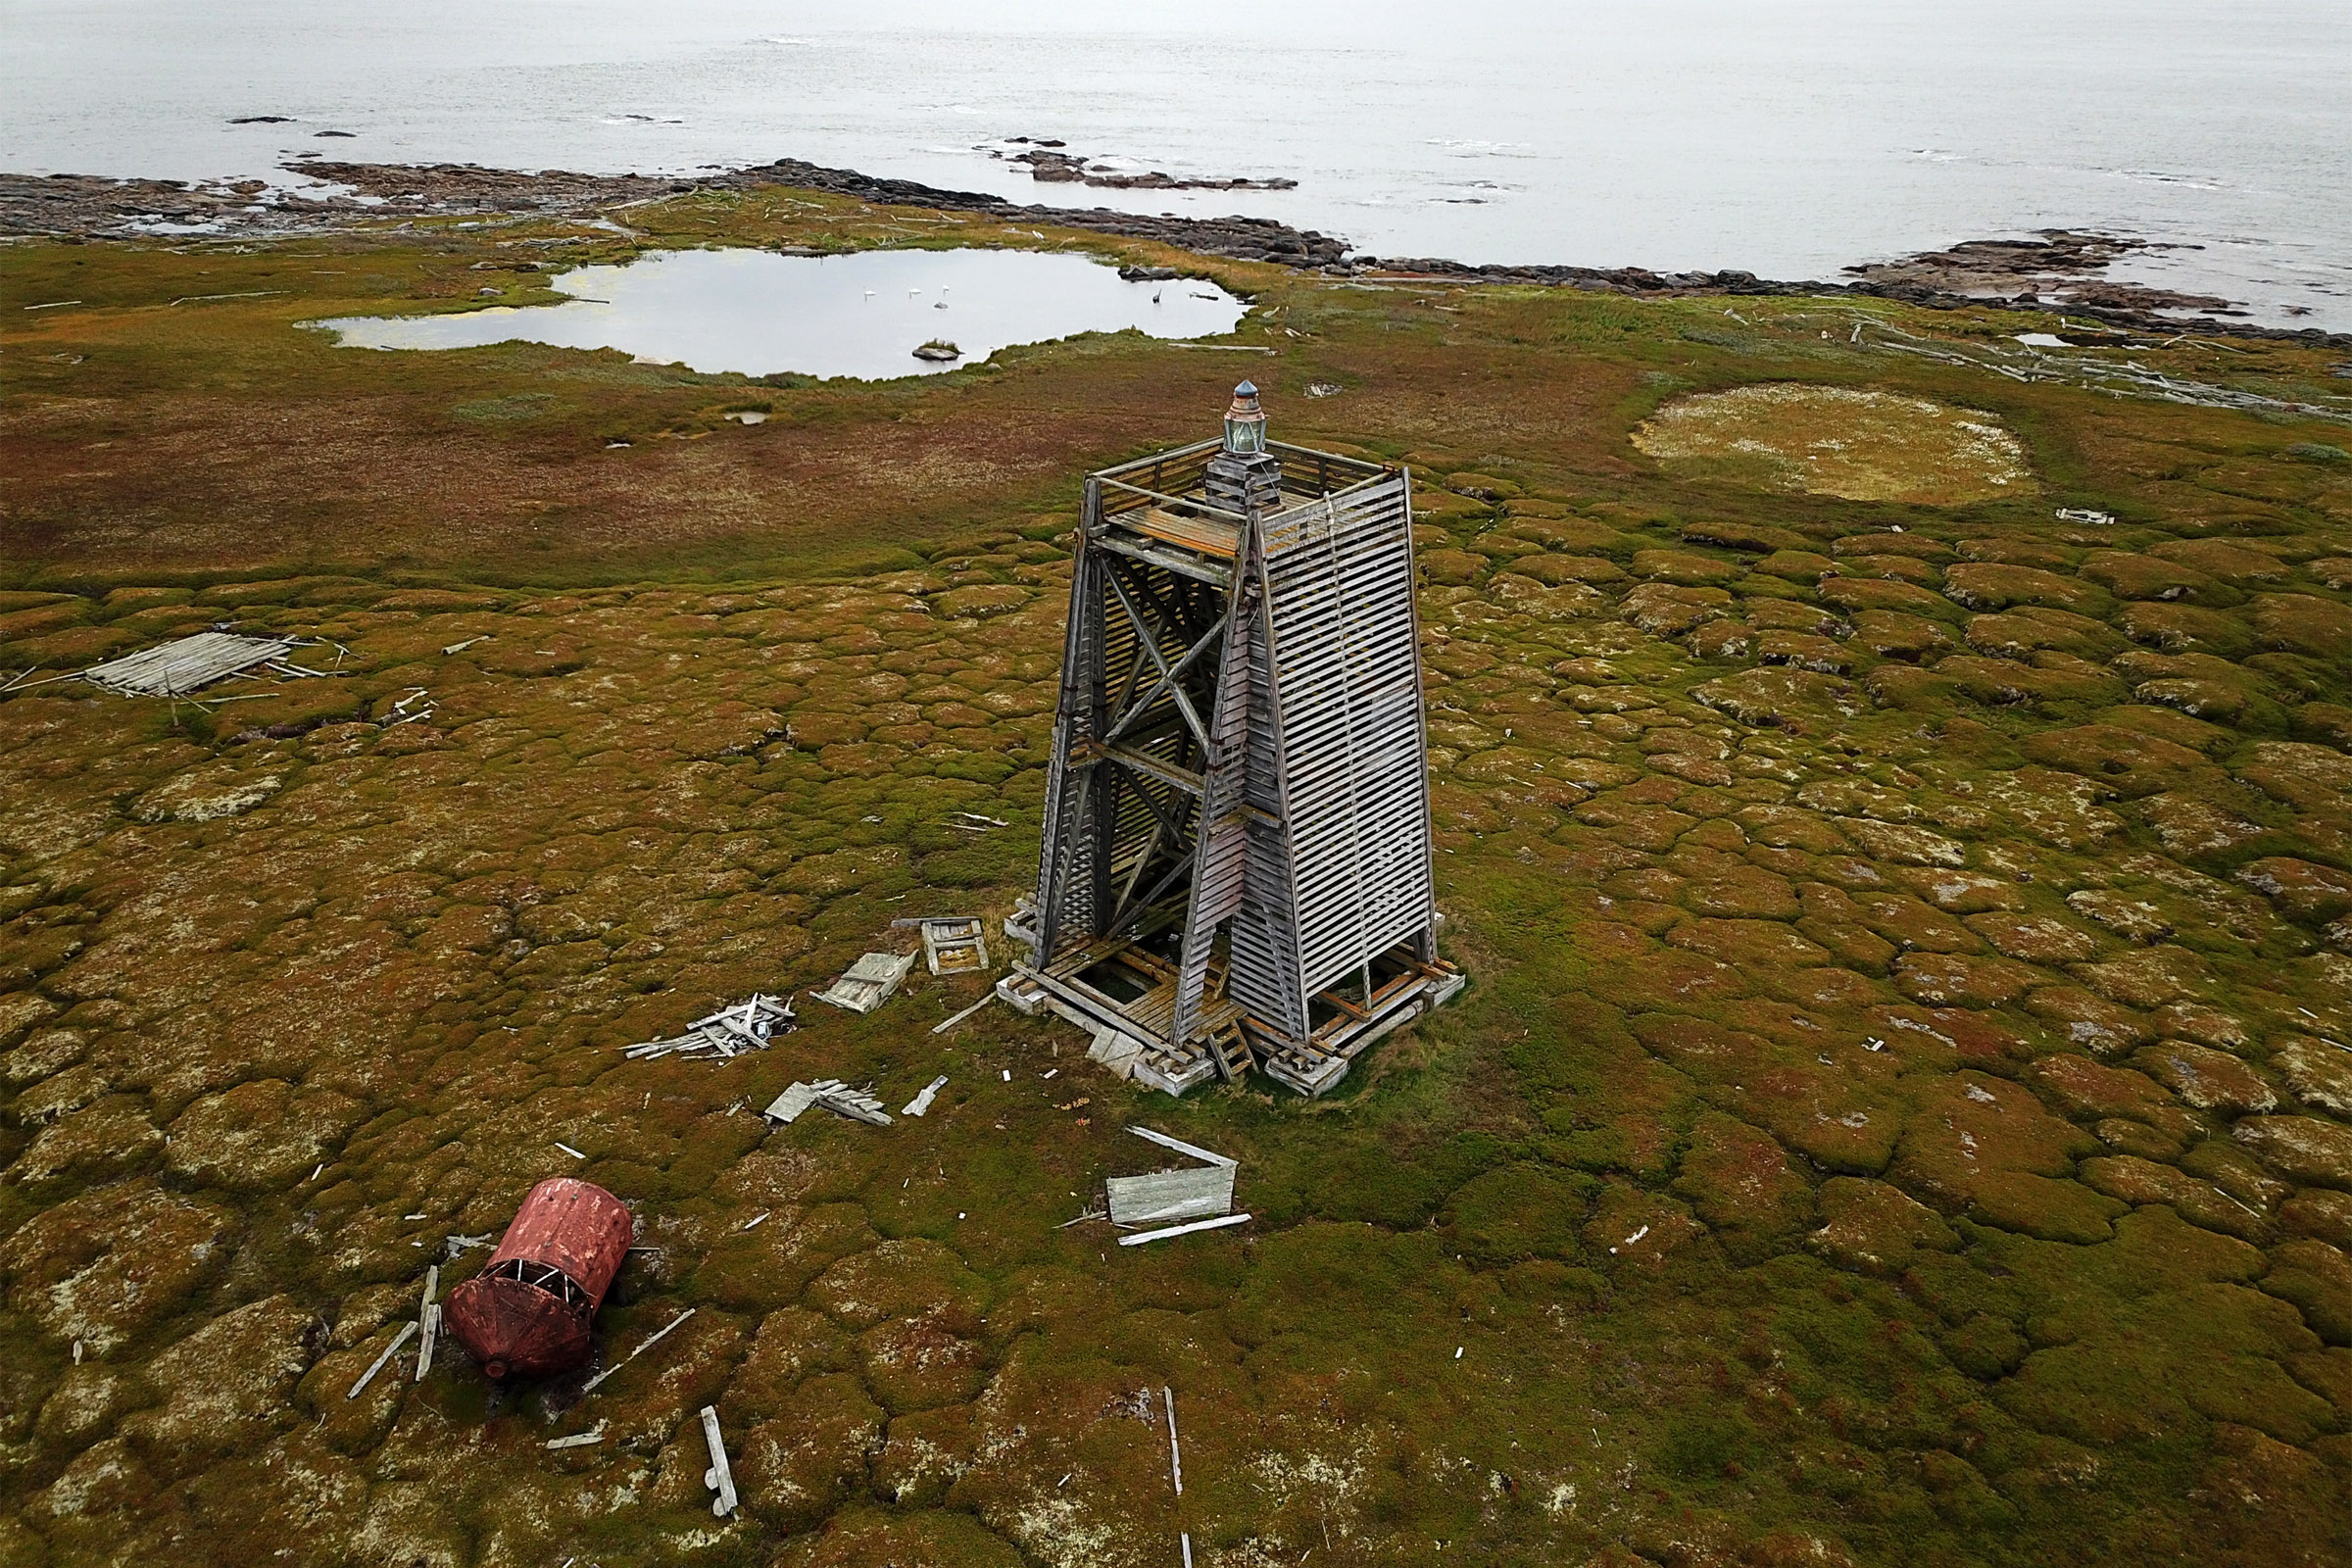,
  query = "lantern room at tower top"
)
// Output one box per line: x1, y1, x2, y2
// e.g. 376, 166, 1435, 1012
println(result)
1002, 384, 1464, 1097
